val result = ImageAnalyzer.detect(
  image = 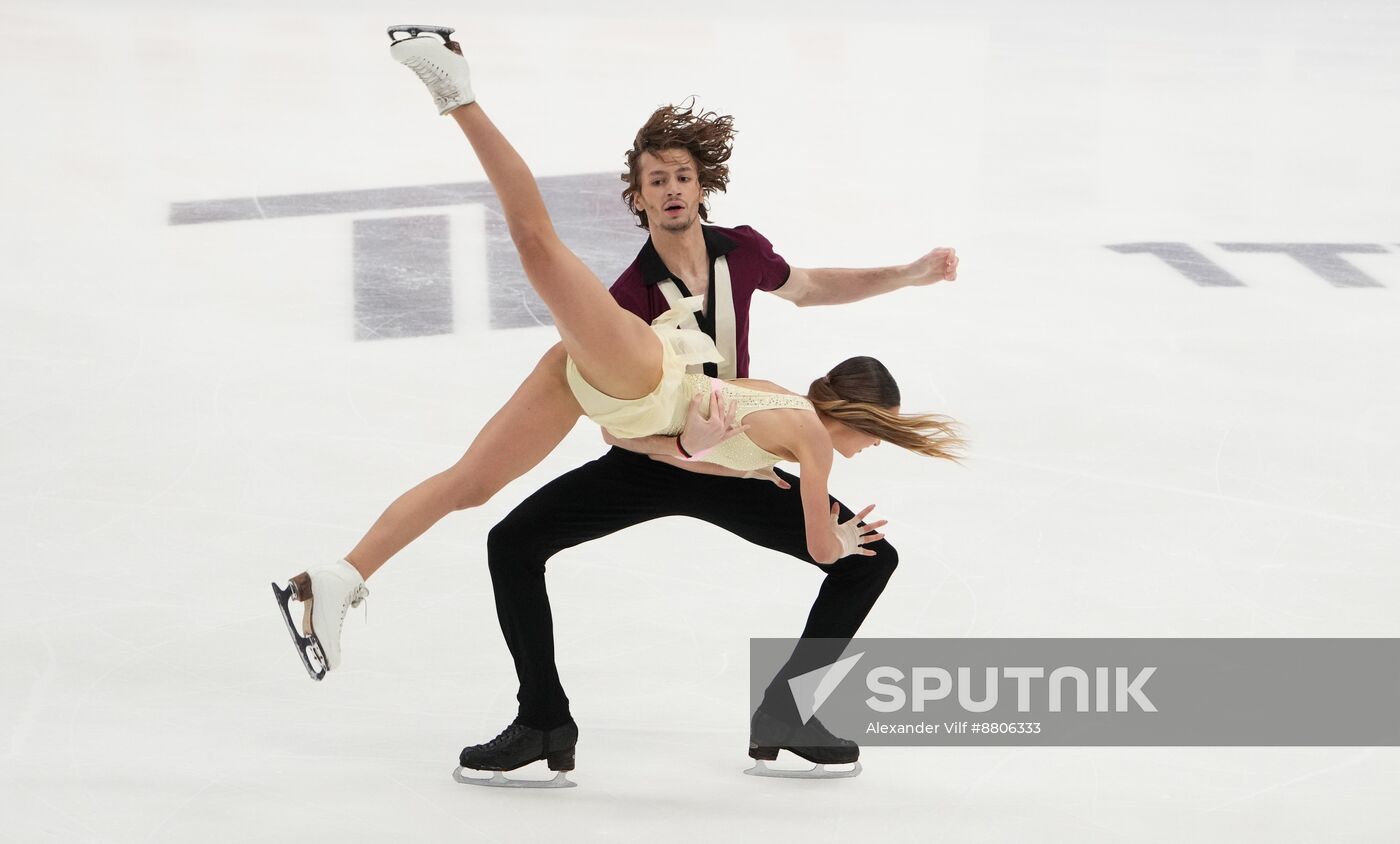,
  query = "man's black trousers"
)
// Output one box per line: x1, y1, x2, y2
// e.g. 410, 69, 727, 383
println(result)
486, 447, 899, 730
